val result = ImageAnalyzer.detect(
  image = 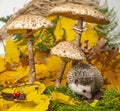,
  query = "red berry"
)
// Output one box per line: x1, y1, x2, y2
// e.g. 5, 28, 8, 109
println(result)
13, 93, 17, 98
13, 92, 21, 98
16, 92, 21, 97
